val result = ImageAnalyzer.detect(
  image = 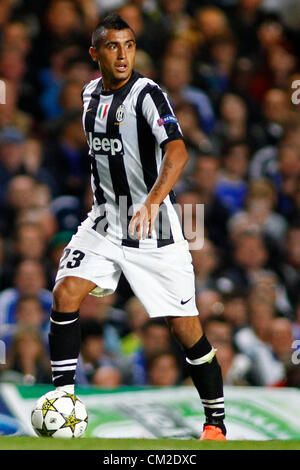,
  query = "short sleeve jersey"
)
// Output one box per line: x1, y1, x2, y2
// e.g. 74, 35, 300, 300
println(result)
81, 70, 185, 248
